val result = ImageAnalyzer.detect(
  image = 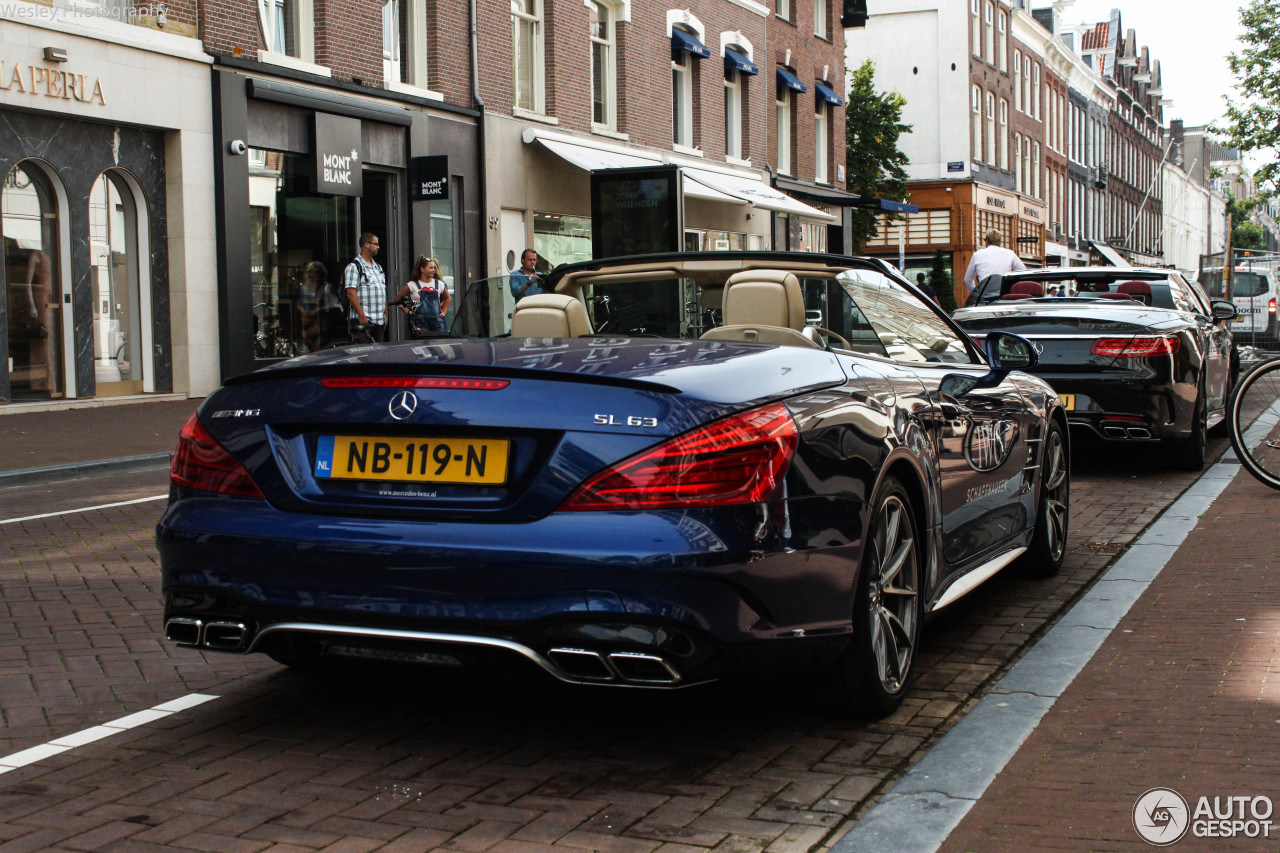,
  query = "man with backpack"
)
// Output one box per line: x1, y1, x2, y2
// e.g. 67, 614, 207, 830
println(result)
344, 232, 388, 341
